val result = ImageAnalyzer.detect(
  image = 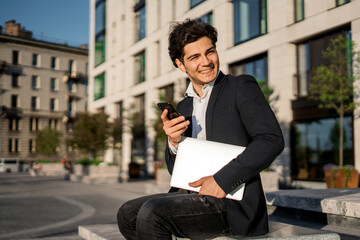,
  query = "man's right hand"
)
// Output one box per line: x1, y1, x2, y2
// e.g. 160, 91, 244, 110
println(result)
161, 109, 190, 147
